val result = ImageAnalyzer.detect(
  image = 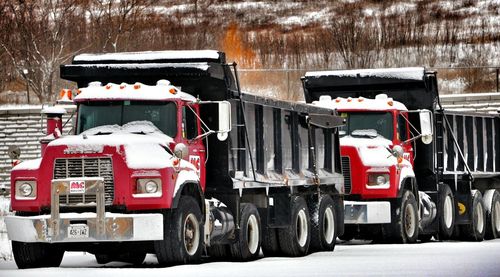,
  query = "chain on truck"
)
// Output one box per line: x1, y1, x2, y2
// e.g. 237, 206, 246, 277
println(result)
5, 50, 346, 269
302, 67, 500, 243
